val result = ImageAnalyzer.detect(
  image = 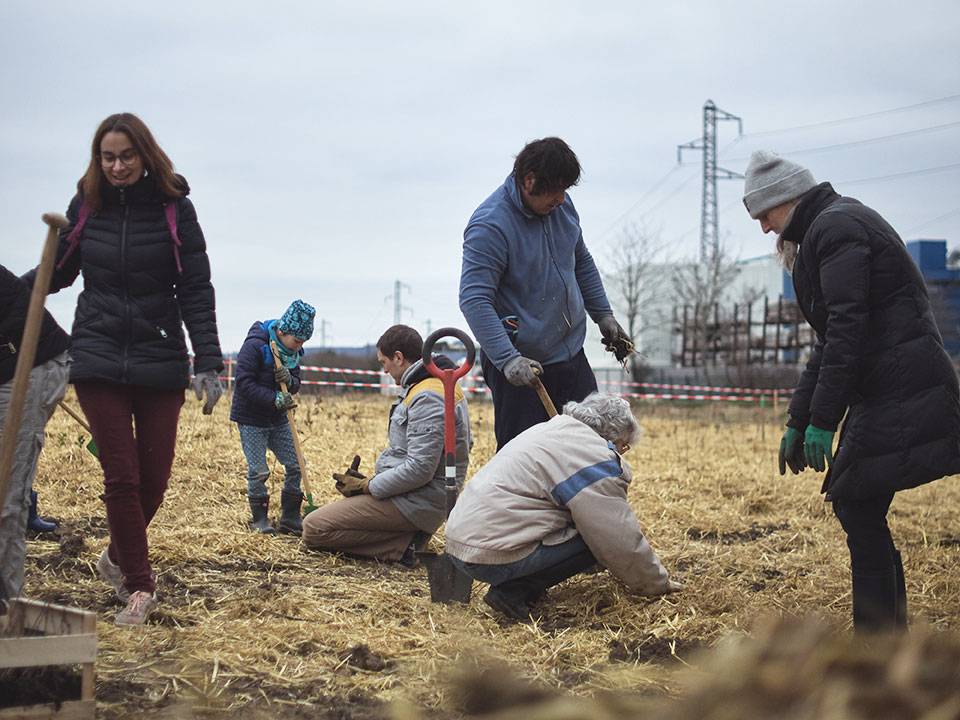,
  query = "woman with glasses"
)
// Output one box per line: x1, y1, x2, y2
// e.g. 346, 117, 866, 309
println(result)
23, 112, 224, 625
